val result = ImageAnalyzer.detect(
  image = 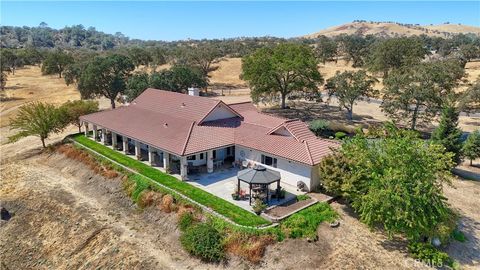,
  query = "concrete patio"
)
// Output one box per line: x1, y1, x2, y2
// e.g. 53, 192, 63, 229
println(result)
186, 167, 300, 212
